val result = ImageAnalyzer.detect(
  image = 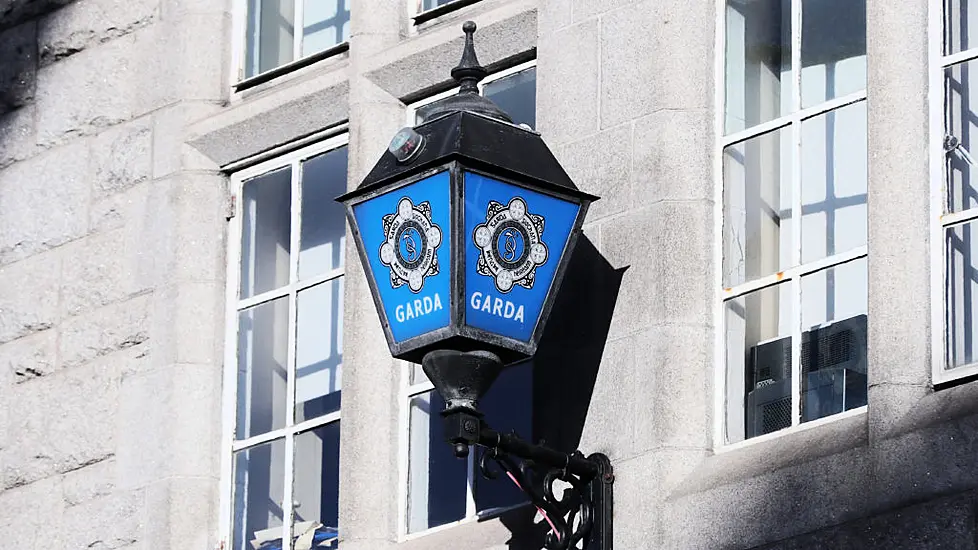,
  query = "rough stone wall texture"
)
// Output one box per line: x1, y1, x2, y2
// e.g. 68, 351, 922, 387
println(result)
0, 0, 229, 547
